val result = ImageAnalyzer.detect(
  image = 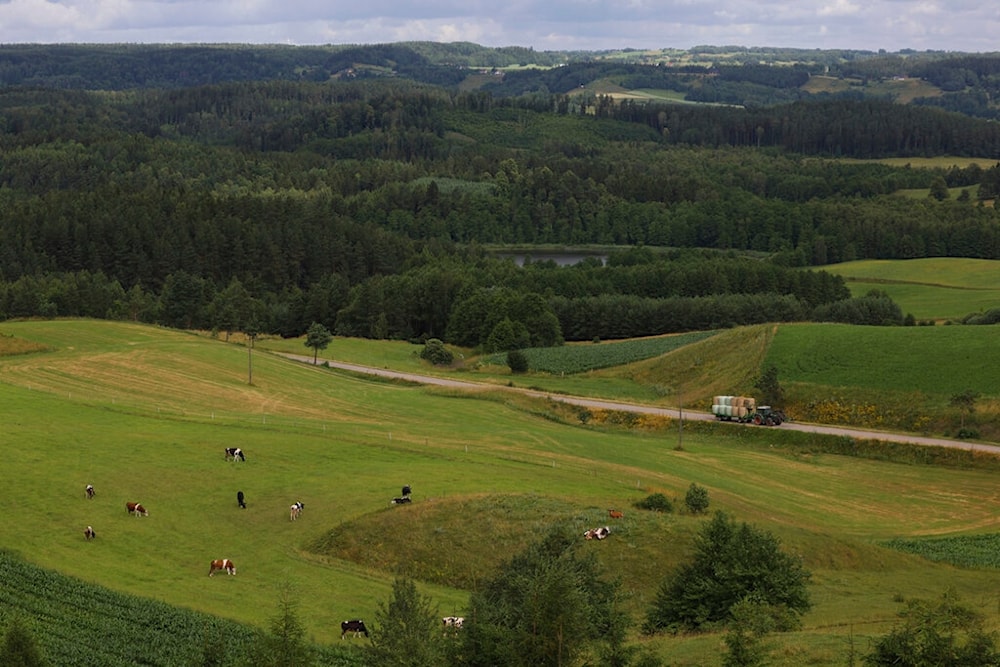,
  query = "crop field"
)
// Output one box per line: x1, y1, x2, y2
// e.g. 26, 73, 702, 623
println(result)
4, 319, 1000, 665
481, 330, 718, 373
816, 257, 1000, 321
